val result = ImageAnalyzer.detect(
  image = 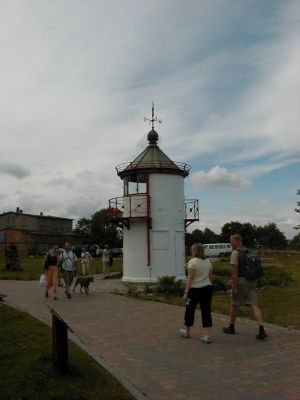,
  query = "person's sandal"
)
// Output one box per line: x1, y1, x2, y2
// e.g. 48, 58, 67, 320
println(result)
45, 292, 49, 298
223, 326, 235, 334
